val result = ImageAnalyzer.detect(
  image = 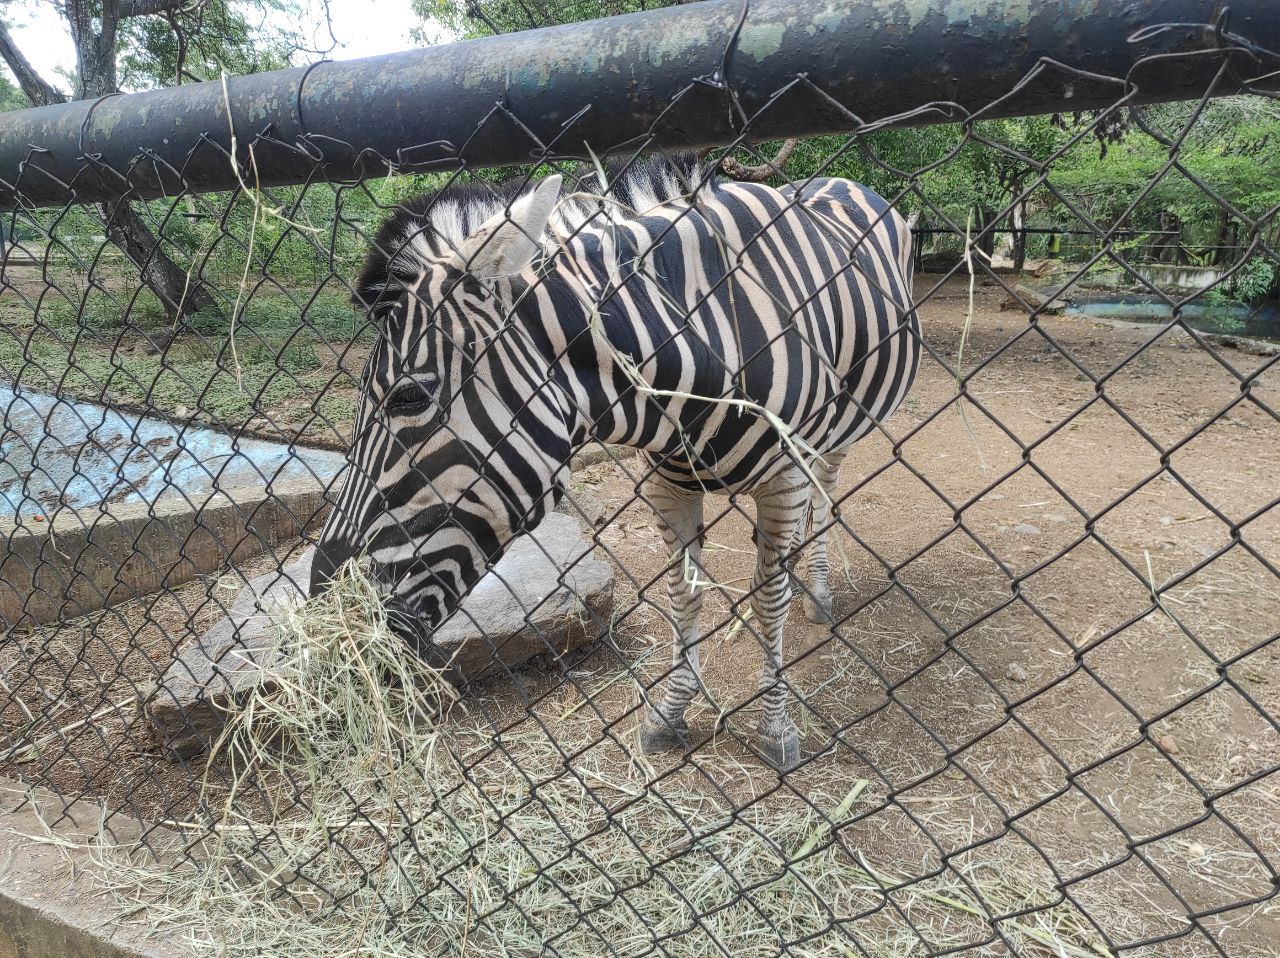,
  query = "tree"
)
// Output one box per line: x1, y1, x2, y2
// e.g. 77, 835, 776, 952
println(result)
1047, 98, 1280, 268
0, 2, 322, 324
418, 0, 655, 38
0, 71, 26, 112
